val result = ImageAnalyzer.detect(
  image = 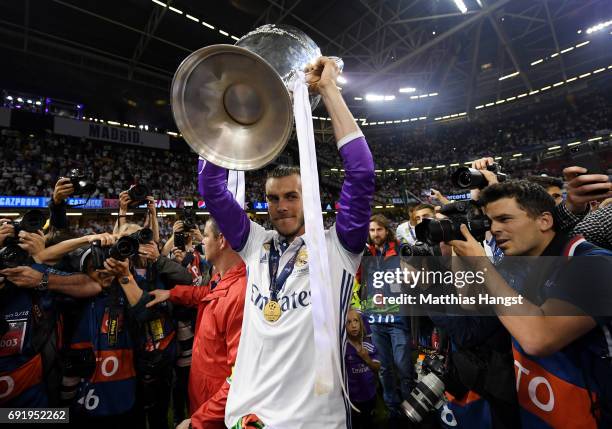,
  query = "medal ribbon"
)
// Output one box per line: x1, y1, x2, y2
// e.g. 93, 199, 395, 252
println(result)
267, 239, 304, 301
